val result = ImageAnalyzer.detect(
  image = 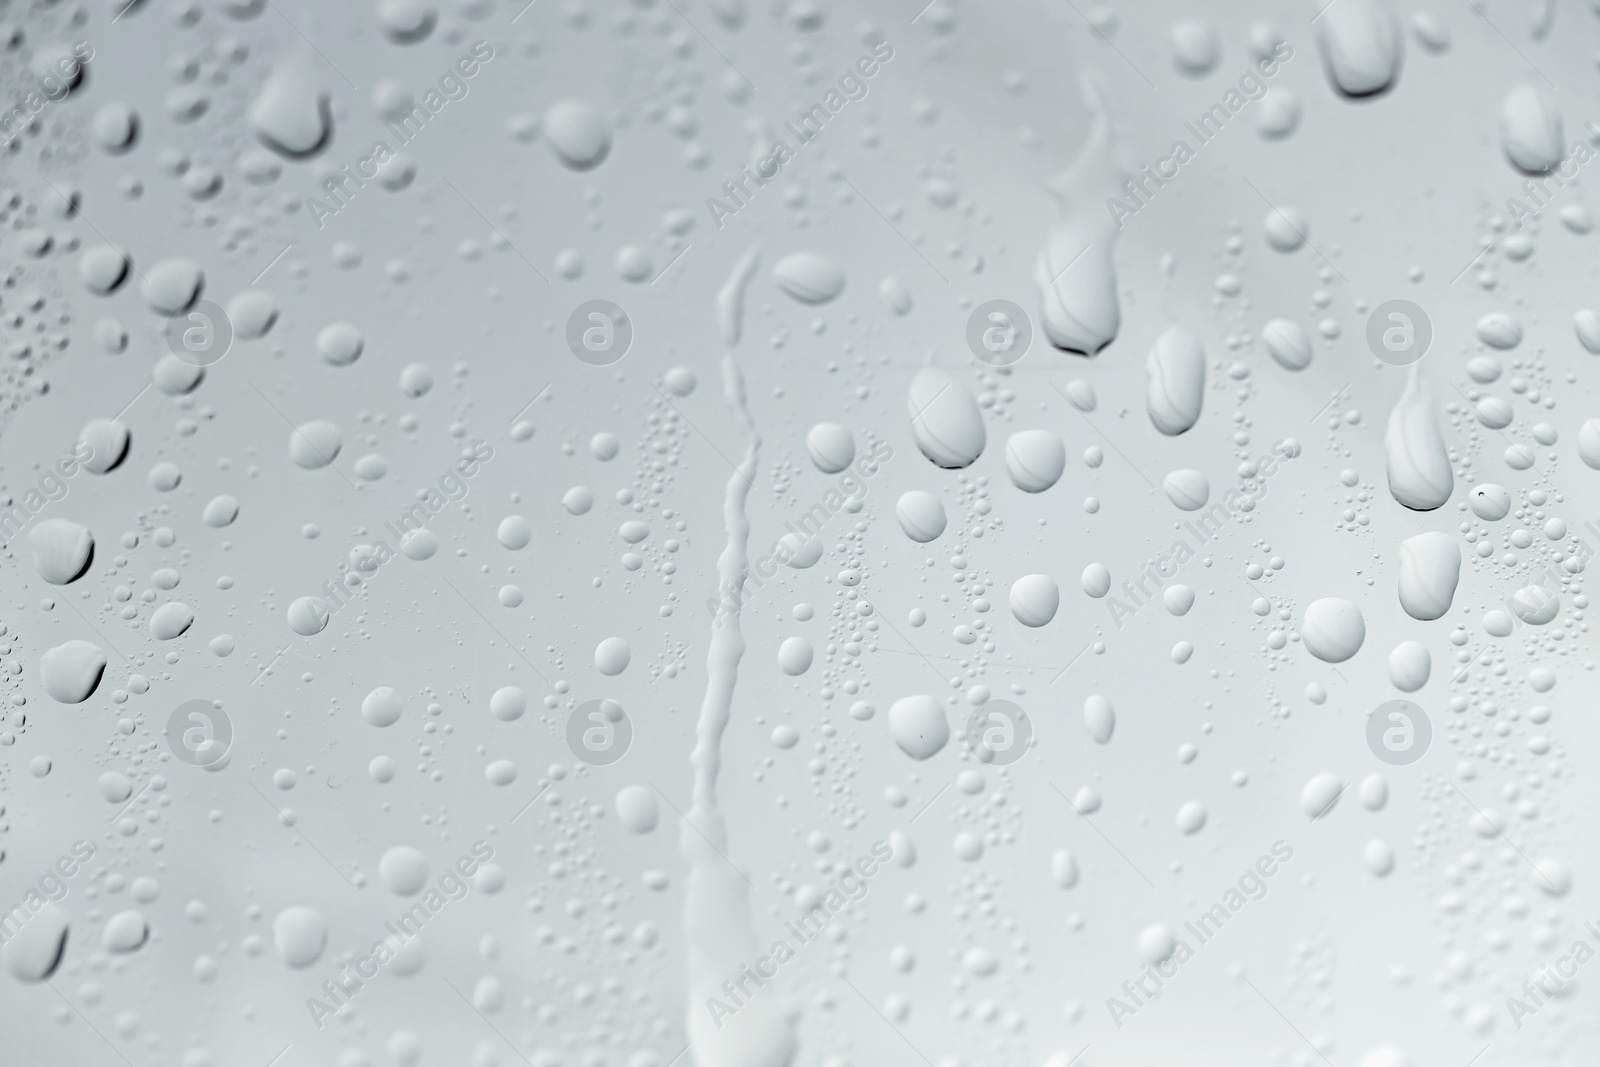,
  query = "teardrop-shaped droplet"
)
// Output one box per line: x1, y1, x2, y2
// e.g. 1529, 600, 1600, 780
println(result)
1384, 364, 1453, 510
1397, 531, 1459, 620
1313, 0, 1402, 98
1500, 82, 1563, 174
1034, 74, 1127, 355
1146, 326, 1206, 435
907, 368, 985, 468
248, 53, 332, 158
